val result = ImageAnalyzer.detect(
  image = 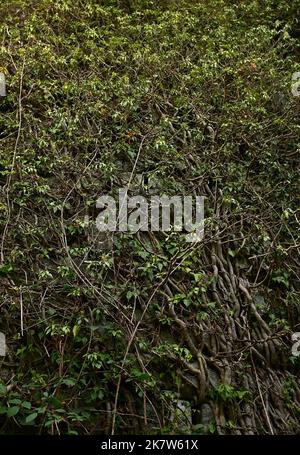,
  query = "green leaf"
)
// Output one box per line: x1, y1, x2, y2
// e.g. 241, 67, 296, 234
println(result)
22, 401, 32, 410
25, 412, 38, 423
9, 398, 21, 405
7, 406, 20, 417
0, 384, 7, 396
72, 324, 80, 337
61, 378, 76, 387
0, 263, 13, 276
47, 396, 63, 408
